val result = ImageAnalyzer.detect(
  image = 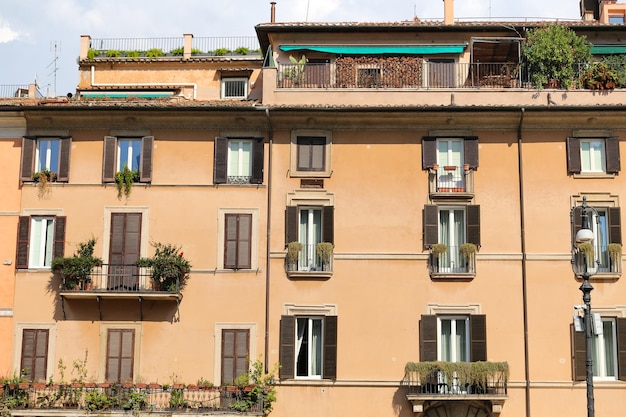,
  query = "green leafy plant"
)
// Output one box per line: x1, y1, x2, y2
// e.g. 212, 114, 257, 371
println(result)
146, 48, 164, 57
214, 48, 229, 56
169, 46, 184, 55
235, 47, 250, 55
316, 242, 334, 265
286, 241, 303, 264
122, 389, 148, 411
601, 54, 626, 87
123, 50, 141, 59
87, 48, 97, 60
228, 358, 279, 414
85, 390, 112, 411
581, 62, 618, 90
107, 49, 121, 58
136, 242, 191, 292
522, 24, 592, 89
115, 164, 140, 199
283, 55, 307, 86
197, 377, 213, 390
52, 238, 103, 290
169, 387, 188, 409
